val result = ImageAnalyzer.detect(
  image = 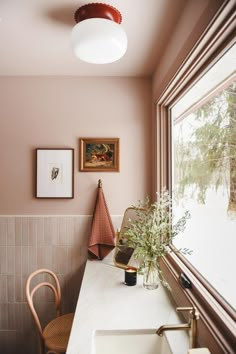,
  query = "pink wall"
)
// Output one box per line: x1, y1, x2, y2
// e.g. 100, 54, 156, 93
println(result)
152, 0, 224, 100
0, 77, 152, 215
